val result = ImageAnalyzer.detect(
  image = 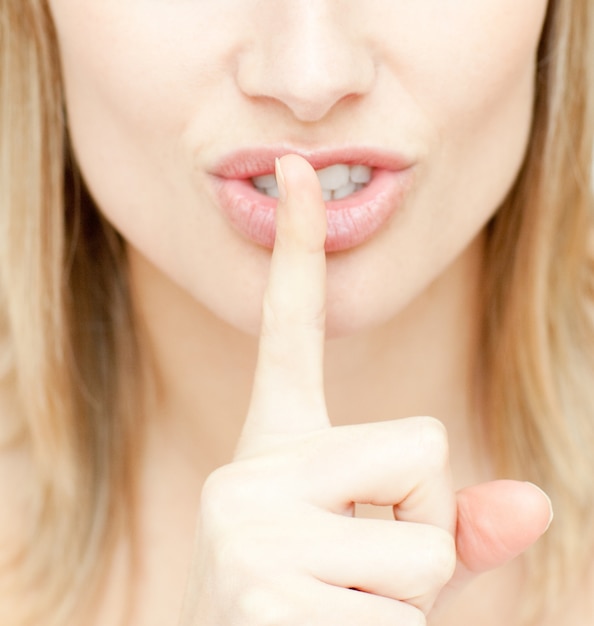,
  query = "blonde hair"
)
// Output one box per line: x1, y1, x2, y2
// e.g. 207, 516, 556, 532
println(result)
1, 1, 139, 623
0, 0, 592, 624
483, 0, 594, 620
